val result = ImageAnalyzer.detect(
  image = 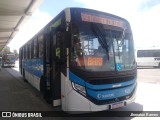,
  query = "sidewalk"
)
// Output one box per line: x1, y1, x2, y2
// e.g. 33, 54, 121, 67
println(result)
0, 68, 53, 111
